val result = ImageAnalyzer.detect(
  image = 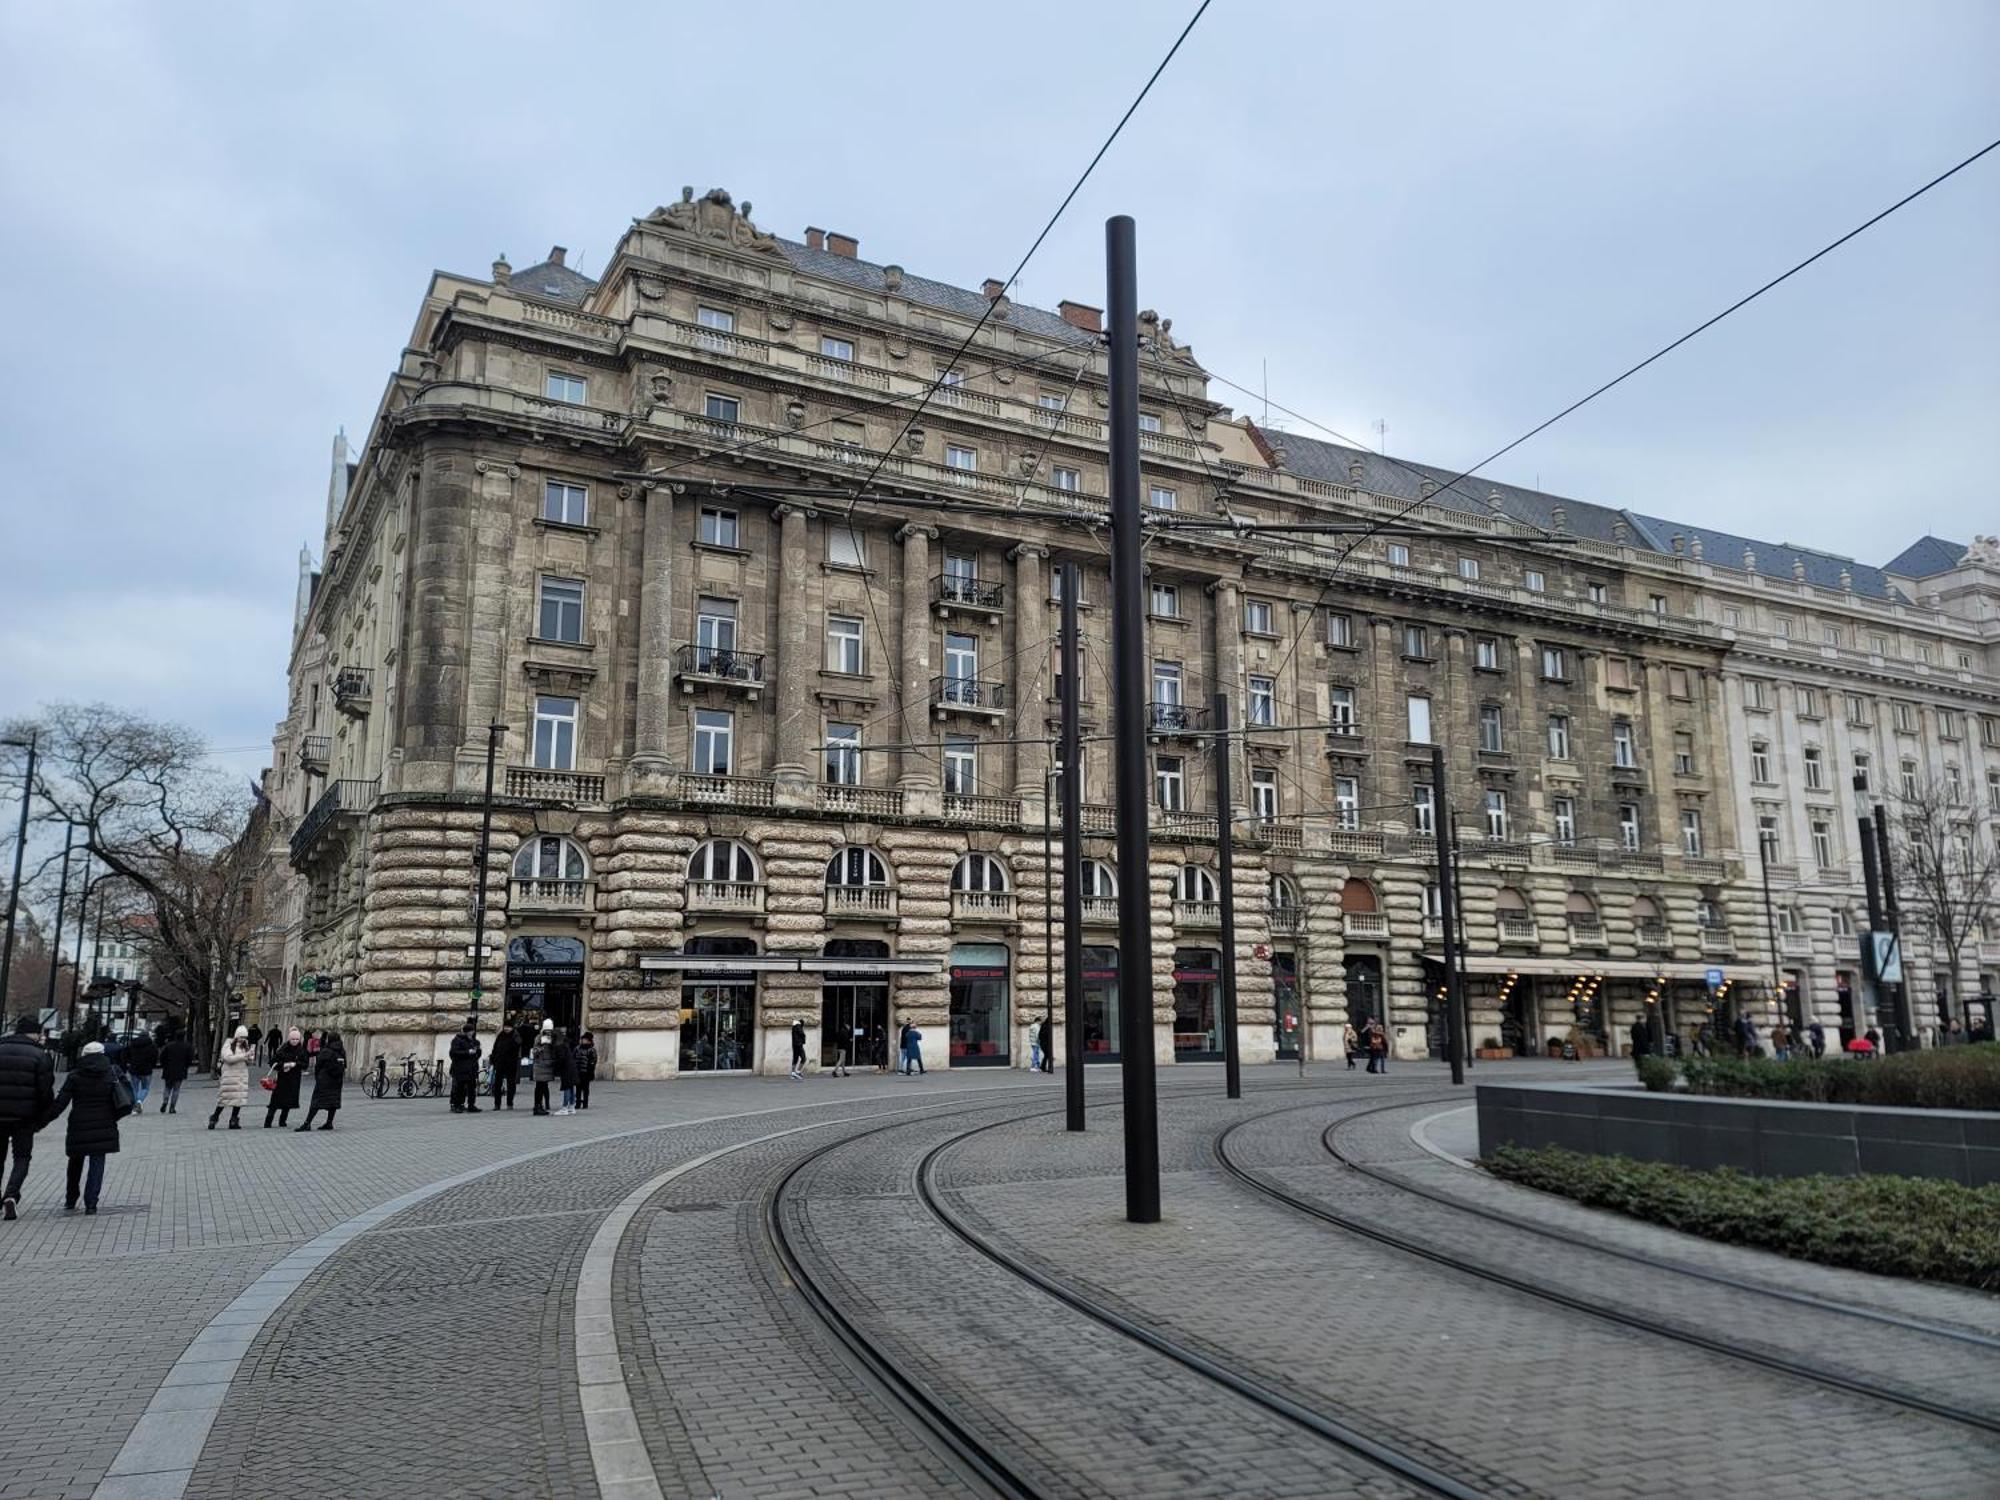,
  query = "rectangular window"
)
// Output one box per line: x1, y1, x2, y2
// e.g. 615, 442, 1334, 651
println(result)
1148, 484, 1178, 510
698, 506, 739, 548
542, 480, 588, 526
1328, 686, 1356, 734
1853, 752, 1870, 792
1154, 755, 1184, 811
1244, 599, 1275, 635
945, 444, 977, 474
1248, 676, 1276, 726
1387, 542, 1411, 568
1802, 746, 1825, 791
1547, 714, 1571, 760
1681, 809, 1704, 856
1651, 594, 1669, 616
943, 737, 976, 796
544, 371, 586, 404
1871, 633, 1888, 655
1894, 703, 1917, 734
1750, 741, 1770, 782
1541, 646, 1568, 681
1036, 391, 1067, 412
1251, 767, 1278, 821
696, 305, 736, 333
1525, 569, 1545, 594
1412, 782, 1435, 836
1606, 656, 1633, 690
703, 392, 740, 424
1811, 819, 1834, 868
1406, 694, 1433, 744
830, 419, 865, 454
1053, 466, 1082, 492
1137, 412, 1163, 434
1757, 813, 1781, 862
1984, 717, 1999, 749
695, 596, 737, 667
1824, 625, 1842, 646
1987, 769, 2000, 812
1478, 704, 1503, 753
537, 576, 583, 643
1673, 732, 1695, 775
1773, 616, 1793, 639
1611, 721, 1635, 769
1939, 709, 1962, 740
824, 723, 861, 785
1668, 666, 1691, 699
1334, 776, 1359, 830
1746, 679, 1768, 710
1152, 660, 1183, 706
1403, 624, 1430, 658
826, 615, 864, 674
1474, 636, 1500, 670
1458, 557, 1480, 581
1587, 582, 1608, 604
1328, 612, 1354, 648
1553, 796, 1575, 845
1483, 789, 1509, 839
1618, 803, 1641, 851
1052, 640, 1088, 703
944, 632, 978, 684
1846, 694, 1869, 724
819, 334, 856, 362
1151, 583, 1180, 617
943, 552, 977, 585
532, 696, 578, 770
1723, 607, 1742, 628
1798, 687, 1821, 718
827, 524, 865, 568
